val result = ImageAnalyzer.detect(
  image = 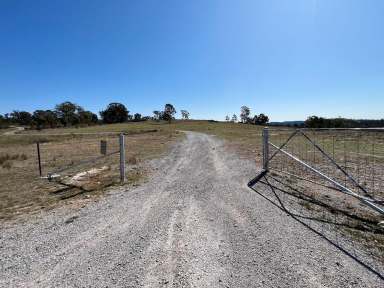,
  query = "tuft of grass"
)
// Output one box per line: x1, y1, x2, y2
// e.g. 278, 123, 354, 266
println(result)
299, 200, 314, 211
0, 154, 9, 165
342, 226, 384, 261
20, 154, 28, 161
127, 156, 138, 165
2, 161, 12, 170
0, 153, 29, 165
126, 170, 144, 185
